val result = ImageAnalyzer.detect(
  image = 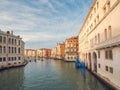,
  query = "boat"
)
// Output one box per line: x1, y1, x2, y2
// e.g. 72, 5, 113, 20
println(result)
75, 58, 86, 68
75, 58, 86, 78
